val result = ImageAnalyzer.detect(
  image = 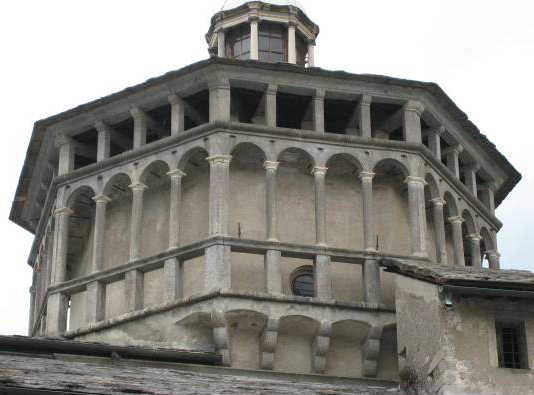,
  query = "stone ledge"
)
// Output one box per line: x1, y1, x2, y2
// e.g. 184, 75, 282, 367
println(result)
62, 290, 395, 339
